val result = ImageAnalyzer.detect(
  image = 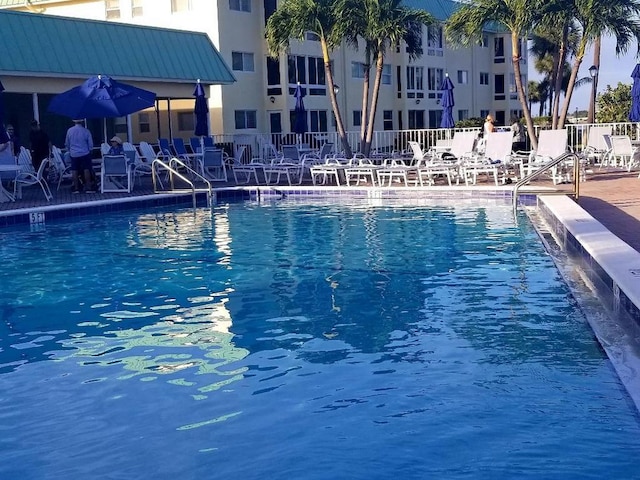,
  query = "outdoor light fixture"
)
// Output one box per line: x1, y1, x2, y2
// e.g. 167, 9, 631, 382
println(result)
416, 99, 421, 104
333, 85, 340, 95
269, 96, 275, 103
589, 65, 599, 78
